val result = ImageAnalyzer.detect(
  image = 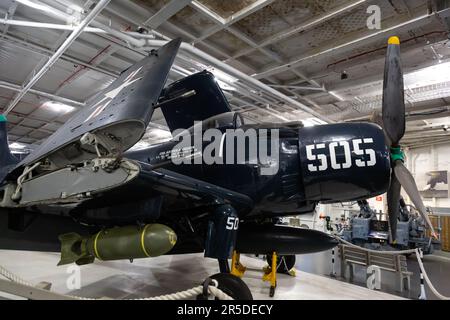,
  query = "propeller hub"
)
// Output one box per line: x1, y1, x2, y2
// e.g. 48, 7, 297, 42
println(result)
390, 146, 405, 163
